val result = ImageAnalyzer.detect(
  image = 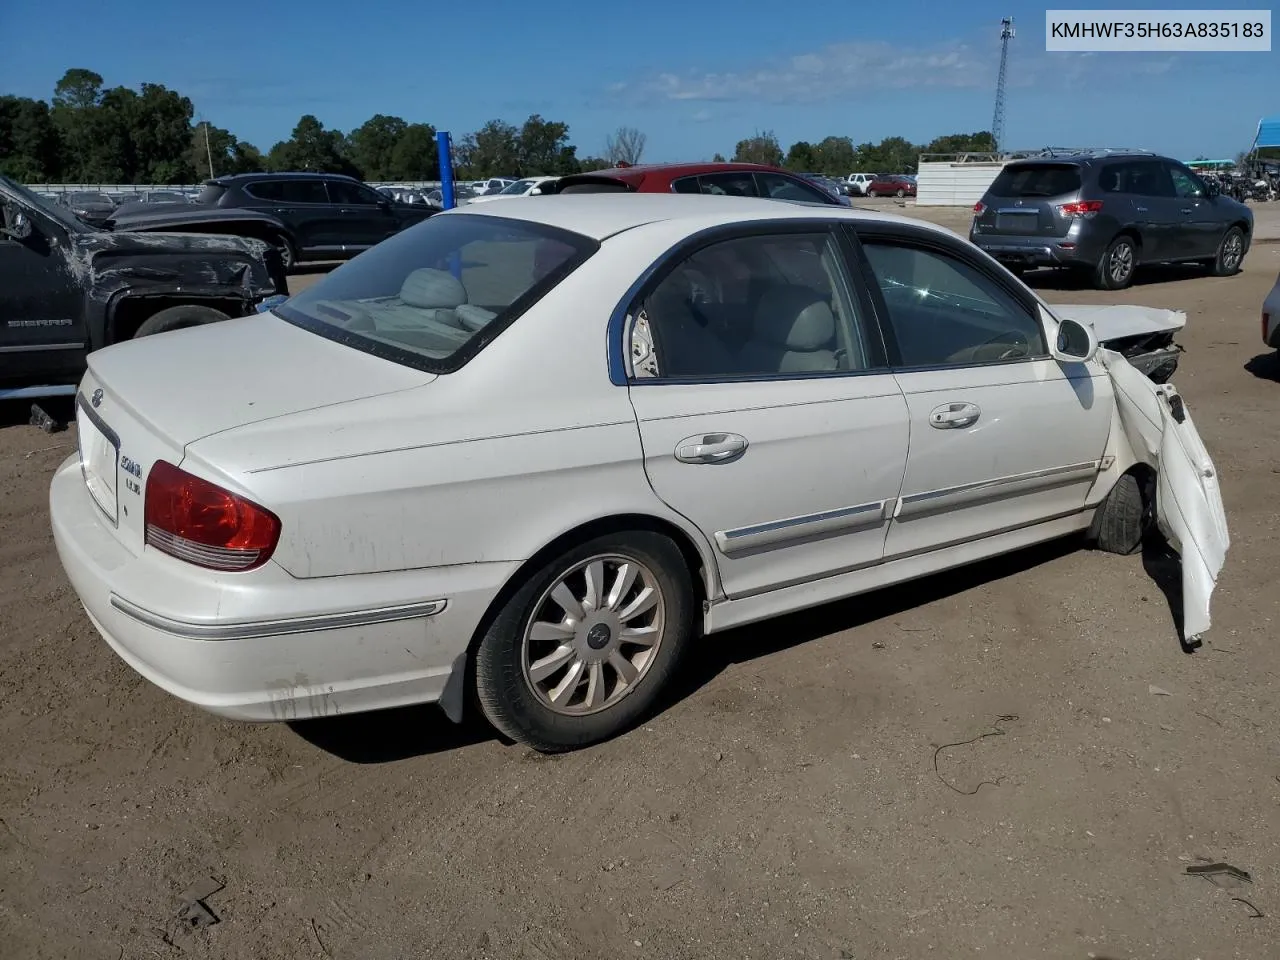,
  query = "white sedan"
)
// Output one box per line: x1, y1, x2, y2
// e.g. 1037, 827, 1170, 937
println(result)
466, 175, 558, 203
50, 195, 1229, 752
